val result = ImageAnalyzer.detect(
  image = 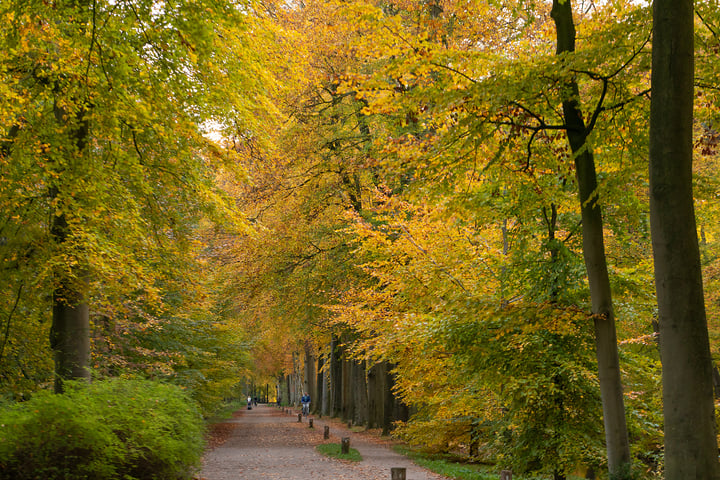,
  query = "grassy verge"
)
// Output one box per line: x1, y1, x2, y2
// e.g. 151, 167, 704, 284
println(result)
392, 447, 497, 480
393, 446, 586, 480
316, 443, 363, 462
